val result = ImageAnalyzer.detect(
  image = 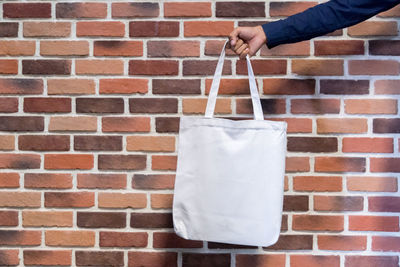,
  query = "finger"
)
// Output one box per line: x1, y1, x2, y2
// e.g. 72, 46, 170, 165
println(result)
239, 48, 249, 59
229, 28, 240, 47
234, 39, 244, 51
235, 43, 248, 55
